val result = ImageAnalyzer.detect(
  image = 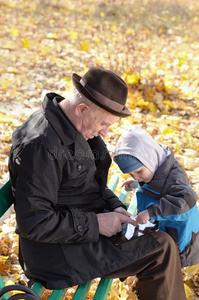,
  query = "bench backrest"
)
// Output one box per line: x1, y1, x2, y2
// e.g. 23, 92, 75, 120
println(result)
0, 179, 14, 218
